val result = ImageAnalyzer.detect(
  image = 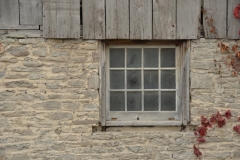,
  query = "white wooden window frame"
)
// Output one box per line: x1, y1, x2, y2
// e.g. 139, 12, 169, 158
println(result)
99, 41, 190, 126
